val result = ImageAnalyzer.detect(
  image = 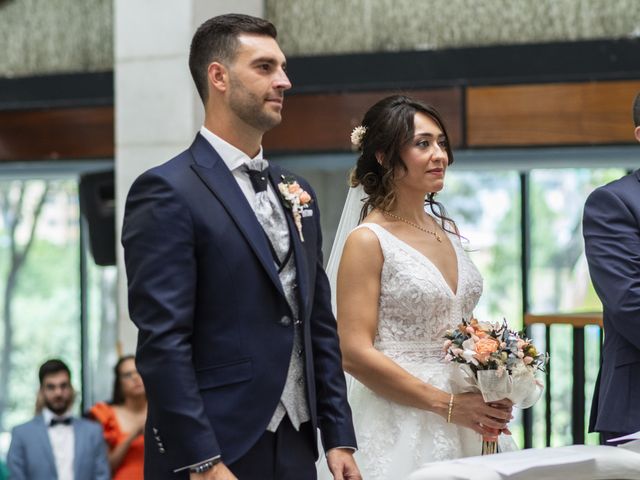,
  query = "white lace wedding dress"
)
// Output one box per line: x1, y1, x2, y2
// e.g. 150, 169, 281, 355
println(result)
318, 222, 515, 480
